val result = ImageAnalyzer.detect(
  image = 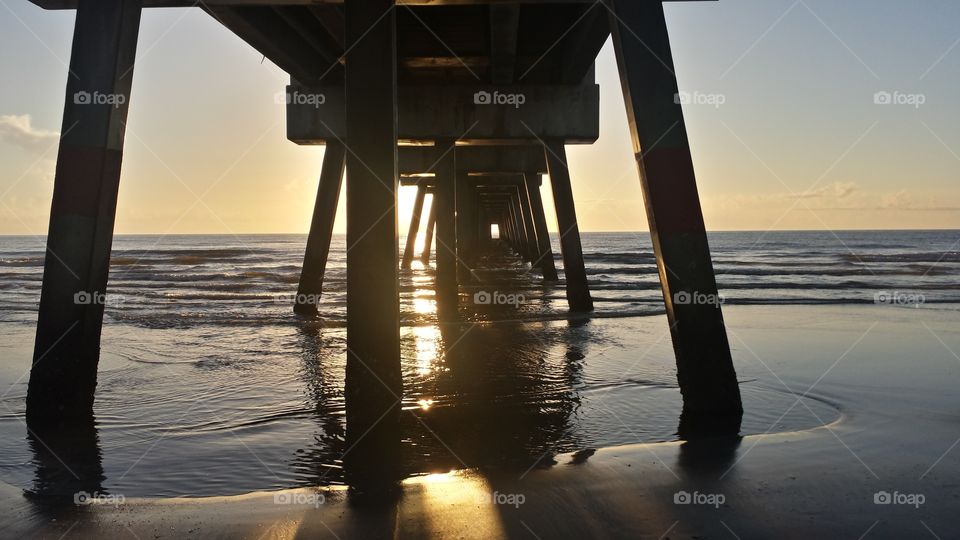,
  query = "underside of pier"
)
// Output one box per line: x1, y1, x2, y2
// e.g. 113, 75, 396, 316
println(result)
25, 0, 741, 485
